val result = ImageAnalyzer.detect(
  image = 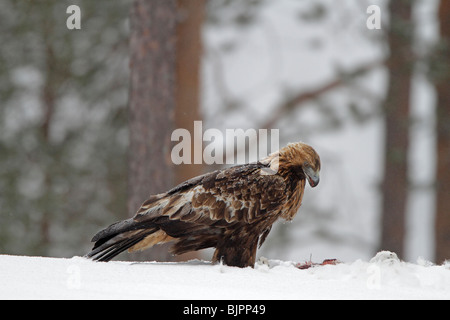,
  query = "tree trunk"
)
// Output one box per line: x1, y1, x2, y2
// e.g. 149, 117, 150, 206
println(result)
174, 0, 205, 185
434, 0, 450, 264
379, 0, 414, 258
128, 0, 206, 262
128, 0, 177, 261
173, 0, 206, 261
